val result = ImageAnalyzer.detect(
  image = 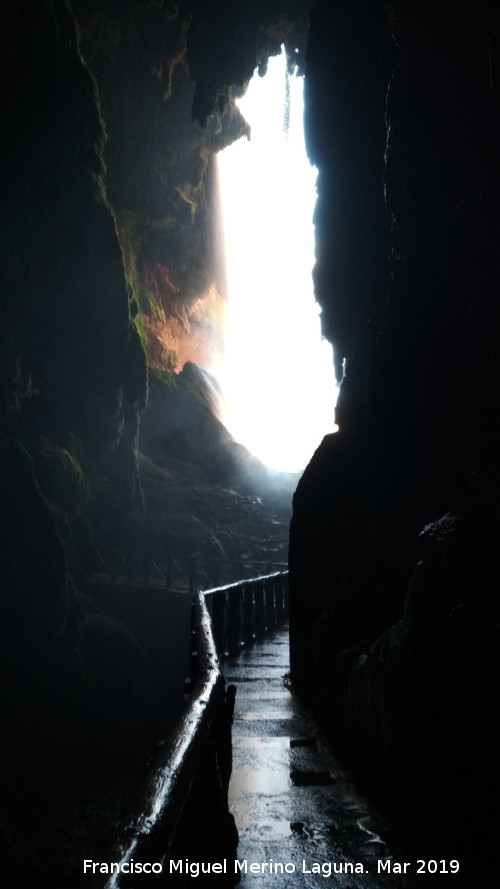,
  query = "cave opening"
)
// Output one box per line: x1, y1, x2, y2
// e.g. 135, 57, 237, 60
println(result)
216, 49, 337, 472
